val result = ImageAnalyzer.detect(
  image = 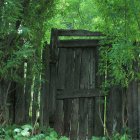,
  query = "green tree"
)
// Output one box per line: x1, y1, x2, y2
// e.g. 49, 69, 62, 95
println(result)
0, 0, 55, 124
